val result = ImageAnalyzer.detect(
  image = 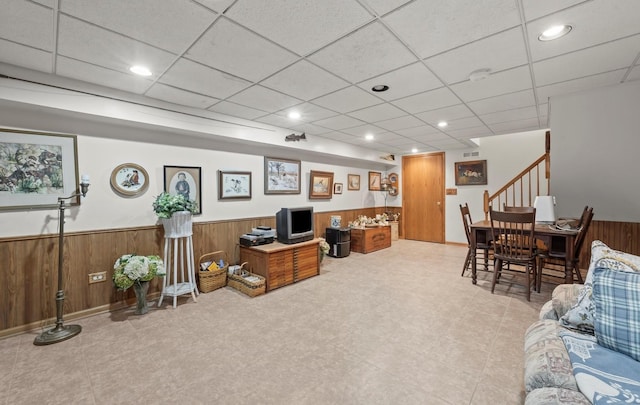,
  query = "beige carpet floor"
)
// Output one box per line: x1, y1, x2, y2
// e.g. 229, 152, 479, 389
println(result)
0, 240, 554, 404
